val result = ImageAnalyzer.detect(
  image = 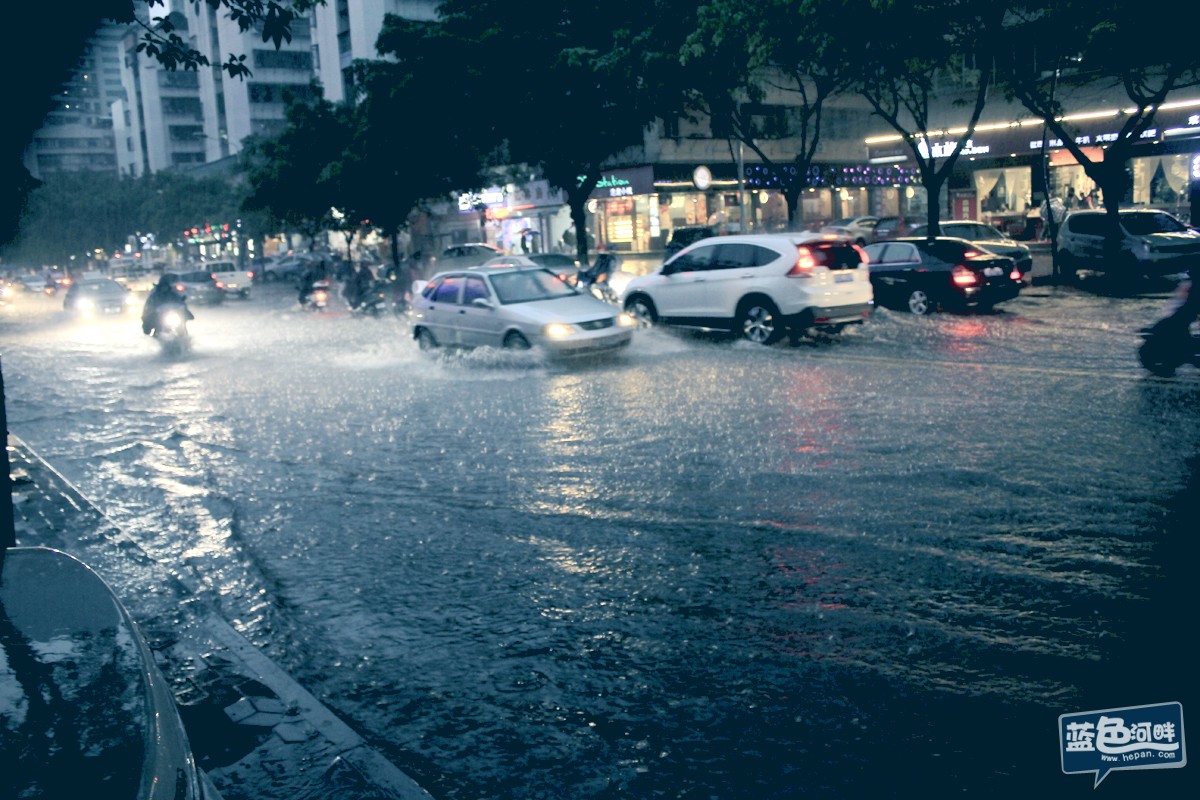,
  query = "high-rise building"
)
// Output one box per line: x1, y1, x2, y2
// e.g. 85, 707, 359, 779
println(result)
114, 4, 206, 177
24, 23, 127, 179
310, 0, 438, 104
